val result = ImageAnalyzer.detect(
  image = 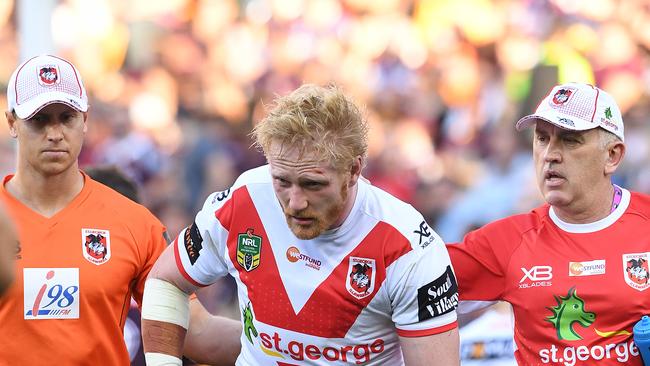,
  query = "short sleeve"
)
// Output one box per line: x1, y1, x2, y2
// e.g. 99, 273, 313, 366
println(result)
389, 220, 459, 337
446, 219, 519, 301
131, 215, 168, 307
173, 189, 233, 286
